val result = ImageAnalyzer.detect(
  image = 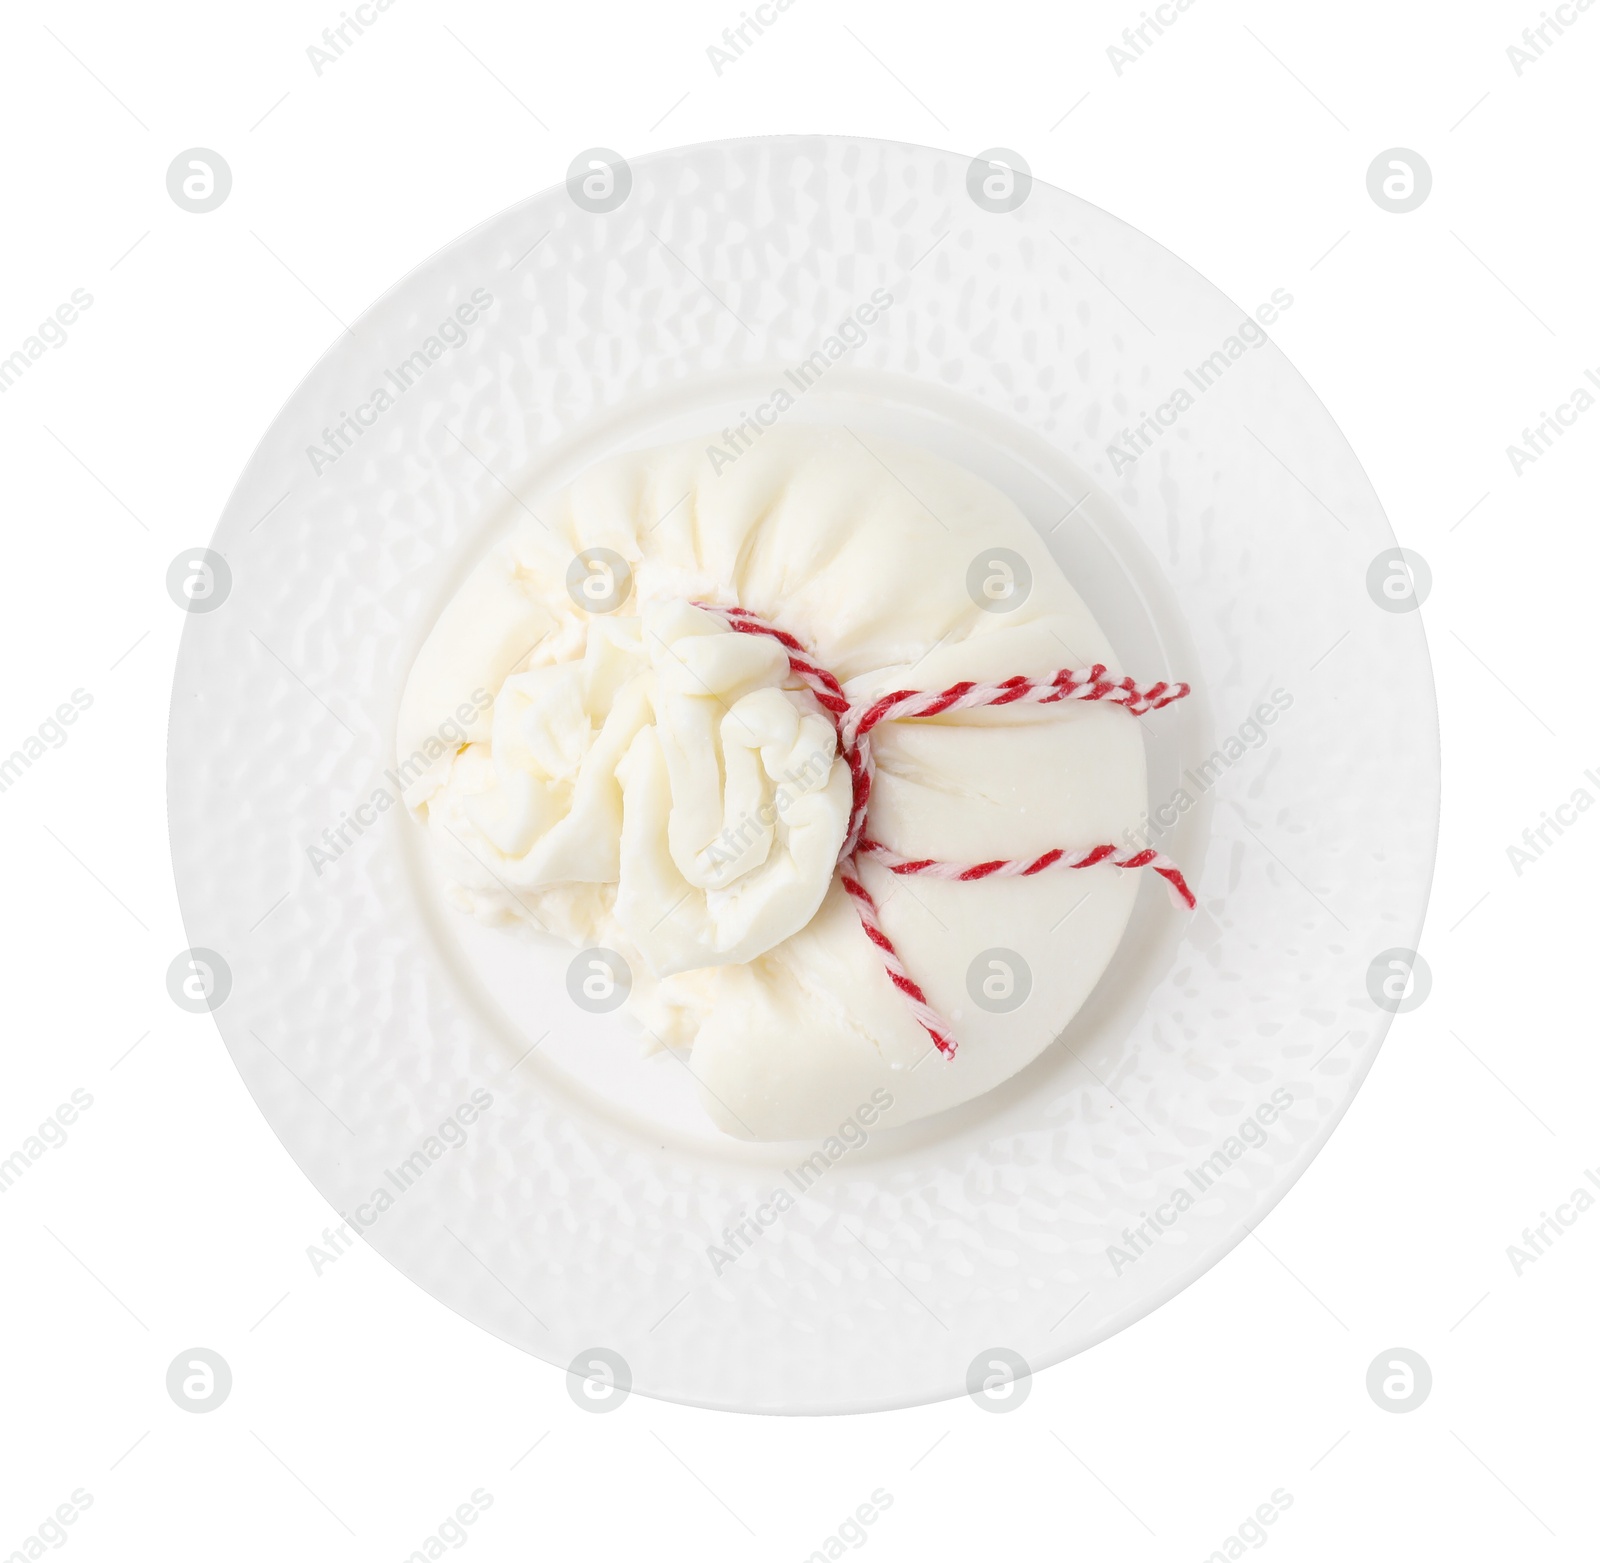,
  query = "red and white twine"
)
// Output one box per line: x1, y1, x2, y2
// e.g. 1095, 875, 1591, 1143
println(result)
696, 602, 1195, 1058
